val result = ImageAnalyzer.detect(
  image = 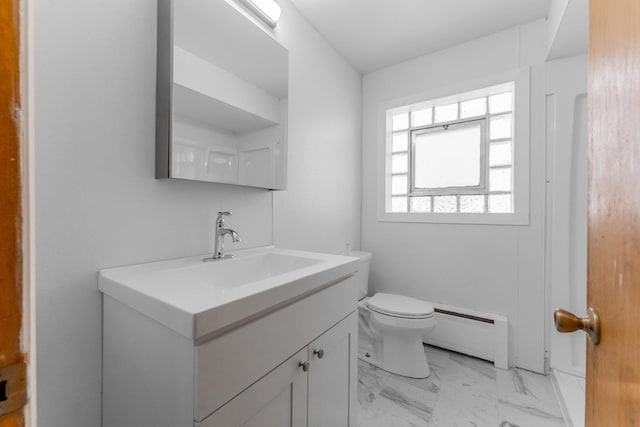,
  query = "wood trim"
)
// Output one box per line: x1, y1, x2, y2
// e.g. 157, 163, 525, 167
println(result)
0, 0, 25, 424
